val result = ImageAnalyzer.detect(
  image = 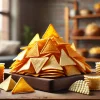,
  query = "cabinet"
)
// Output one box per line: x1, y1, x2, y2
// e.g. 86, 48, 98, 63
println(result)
64, 0, 100, 64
